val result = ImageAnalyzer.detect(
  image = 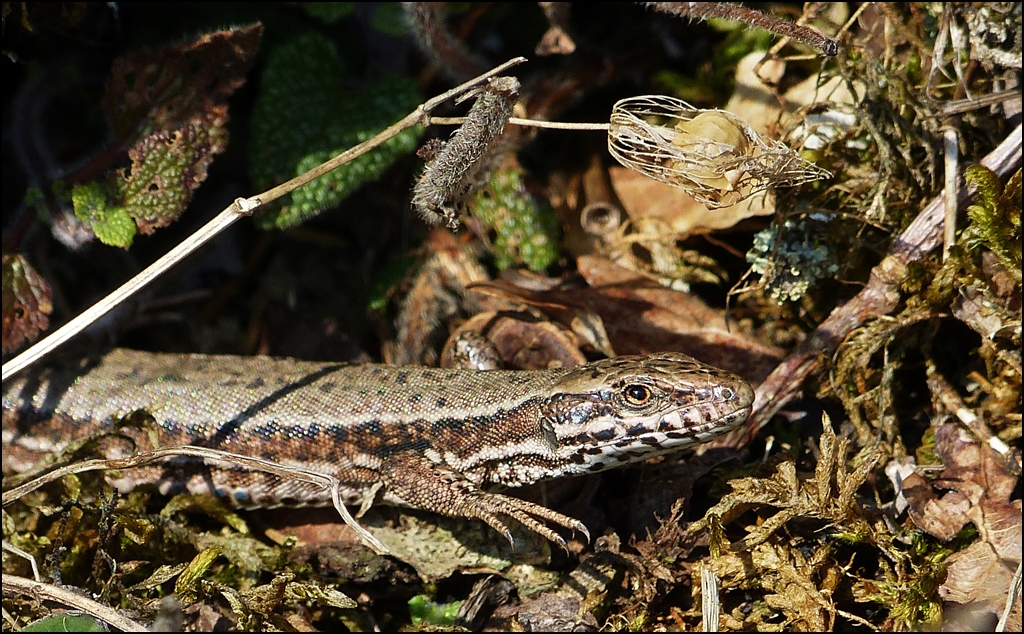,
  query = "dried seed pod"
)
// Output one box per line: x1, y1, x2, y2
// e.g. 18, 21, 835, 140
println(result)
412, 76, 520, 229
608, 95, 831, 209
